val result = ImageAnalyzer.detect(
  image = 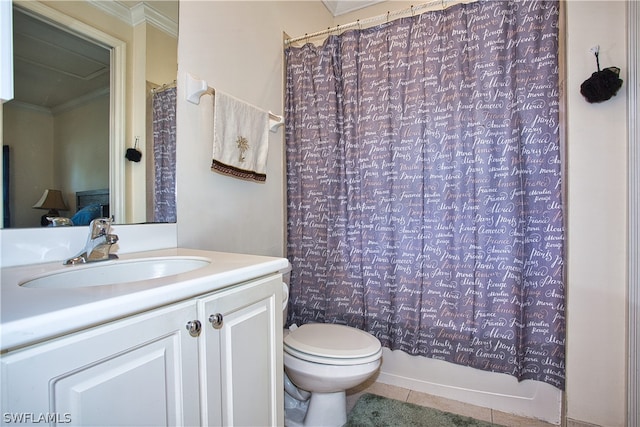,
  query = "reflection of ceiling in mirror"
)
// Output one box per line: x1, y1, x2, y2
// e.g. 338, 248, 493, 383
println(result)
12, 9, 110, 109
